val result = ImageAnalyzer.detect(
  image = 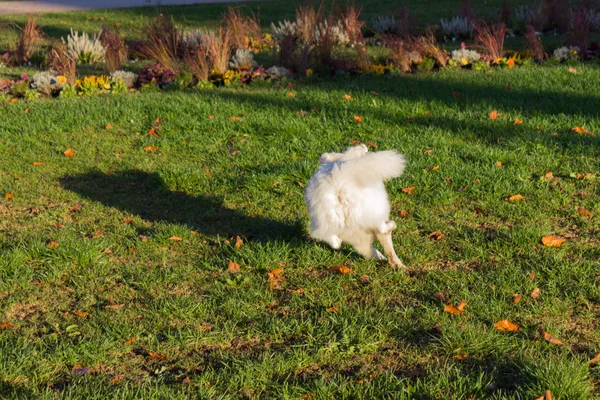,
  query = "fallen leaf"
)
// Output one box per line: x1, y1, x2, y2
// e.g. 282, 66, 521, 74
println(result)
370, 91, 379, 96
296, 110, 308, 116
531, 287, 541, 299
514, 118, 523, 125
529, 270, 535, 280
359, 275, 370, 284
208, 115, 215, 120
128, 247, 137, 253
541, 236, 565, 247
326, 306, 340, 313
512, 294, 522, 304
4, 192, 13, 199
10, 98, 18, 103
72, 365, 90, 375
572, 126, 591, 134
454, 354, 467, 360
428, 230, 444, 242
121, 217, 133, 224
125, 337, 136, 345
505, 194, 524, 202
32, 161, 44, 166
69, 204, 82, 212
110, 375, 123, 384
474, 207, 484, 215
433, 292, 446, 302
148, 127, 159, 136
365, 141, 377, 148
445, 177, 453, 184
494, 319, 519, 331
289, 288, 305, 294
139, 235, 148, 242
402, 185, 416, 195
426, 165, 440, 172
268, 268, 285, 290
73, 310, 89, 318
543, 331, 563, 345
399, 210, 410, 218
423, 149, 433, 155
342, 94, 352, 101
103, 248, 113, 254
231, 116, 241, 121
287, 91, 295, 97
496, 161, 503, 167
144, 146, 158, 153
104, 304, 124, 309
353, 115, 363, 123
154, 117, 161, 124
568, 67, 578, 74
183, 376, 190, 384
227, 261, 241, 274
589, 353, 600, 364
544, 172, 553, 179
488, 110, 500, 120
168, 236, 182, 241
24, 107, 30, 113
235, 236, 243, 249
0, 322, 14, 329
148, 351, 167, 360
105, 124, 112, 130
47, 241, 59, 249
329, 265, 353, 274
444, 300, 467, 315
63, 148, 75, 157
576, 206, 592, 217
